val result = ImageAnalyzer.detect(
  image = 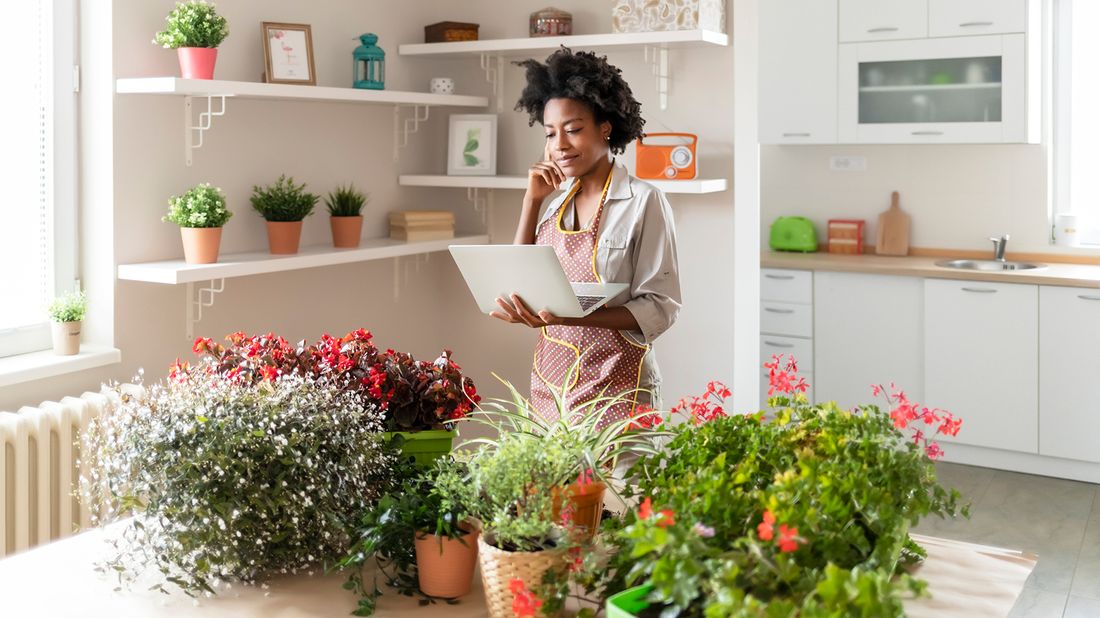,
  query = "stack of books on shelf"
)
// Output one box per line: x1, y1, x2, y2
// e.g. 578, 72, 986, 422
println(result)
389, 210, 455, 242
